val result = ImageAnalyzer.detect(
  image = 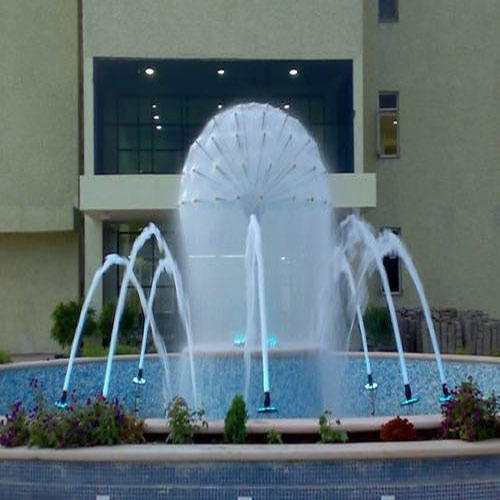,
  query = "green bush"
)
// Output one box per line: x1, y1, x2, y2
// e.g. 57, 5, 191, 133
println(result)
0, 349, 12, 364
441, 376, 499, 441
266, 428, 283, 444
81, 341, 139, 358
99, 301, 140, 348
224, 394, 248, 443
319, 411, 348, 443
51, 301, 97, 349
166, 396, 207, 444
363, 306, 392, 348
0, 380, 144, 448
